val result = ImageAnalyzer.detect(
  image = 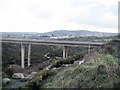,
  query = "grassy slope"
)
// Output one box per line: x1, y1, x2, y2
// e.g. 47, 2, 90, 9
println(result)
42, 54, 120, 88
